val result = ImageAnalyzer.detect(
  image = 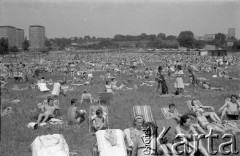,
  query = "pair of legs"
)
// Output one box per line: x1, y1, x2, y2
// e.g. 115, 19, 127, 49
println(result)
202, 112, 221, 123
176, 88, 184, 94
205, 124, 225, 134
220, 107, 239, 120
36, 111, 54, 124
